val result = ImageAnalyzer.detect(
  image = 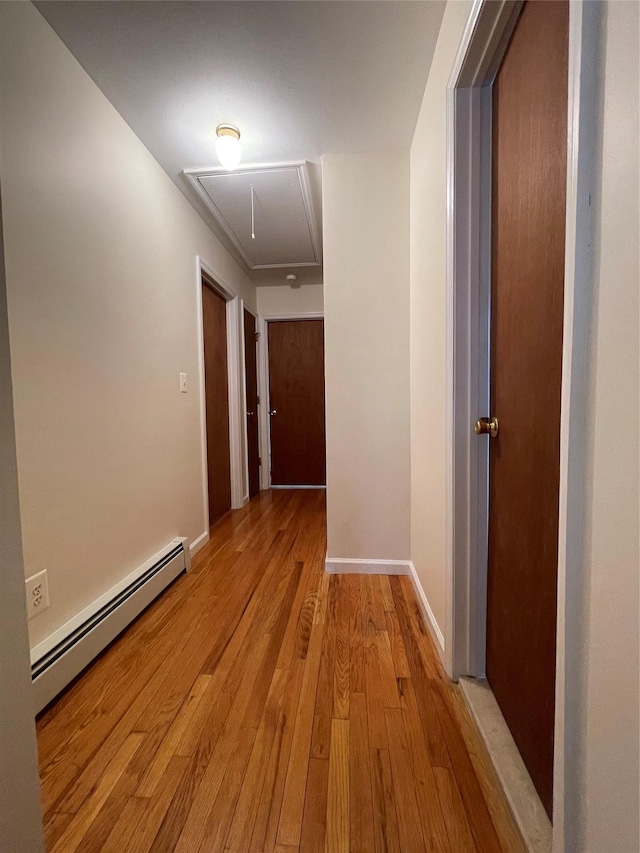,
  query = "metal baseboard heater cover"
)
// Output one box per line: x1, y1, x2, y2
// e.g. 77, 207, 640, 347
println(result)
31, 538, 189, 714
